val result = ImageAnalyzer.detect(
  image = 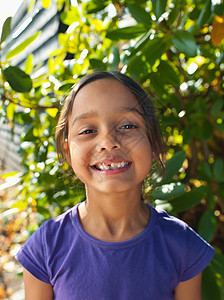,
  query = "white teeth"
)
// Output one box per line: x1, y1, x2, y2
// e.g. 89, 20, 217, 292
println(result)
97, 162, 129, 170
99, 163, 109, 170
111, 163, 118, 169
